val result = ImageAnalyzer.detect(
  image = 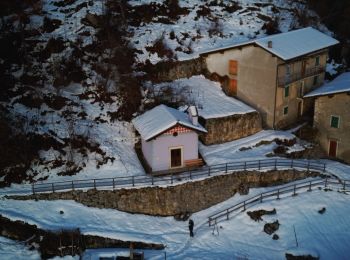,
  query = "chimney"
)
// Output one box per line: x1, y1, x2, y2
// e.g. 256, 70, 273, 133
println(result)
188, 105, 198, 126
268, 40, 273, 48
